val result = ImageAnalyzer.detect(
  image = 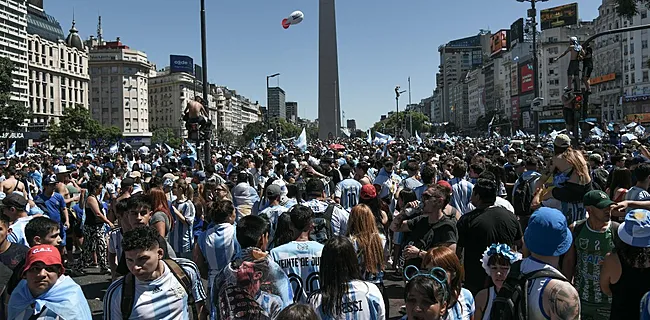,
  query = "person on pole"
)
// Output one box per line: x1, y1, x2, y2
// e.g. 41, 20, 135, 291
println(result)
561, 86, 577, 134
582, 42, 593, 94
553, 36, 584, 92
183, 96, 211, 133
